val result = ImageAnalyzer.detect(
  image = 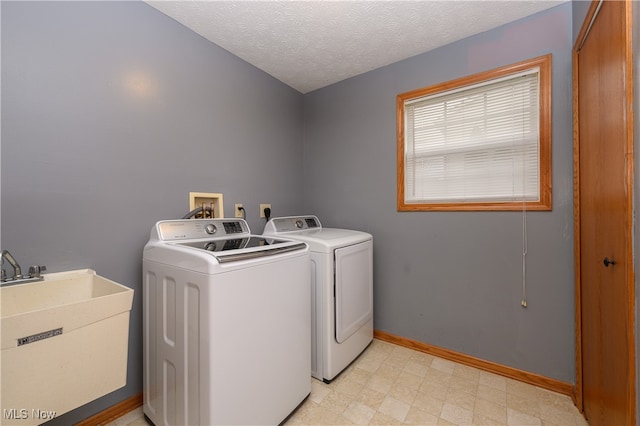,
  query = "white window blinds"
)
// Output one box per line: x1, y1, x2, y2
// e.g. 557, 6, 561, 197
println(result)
403, 69, 540, 204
